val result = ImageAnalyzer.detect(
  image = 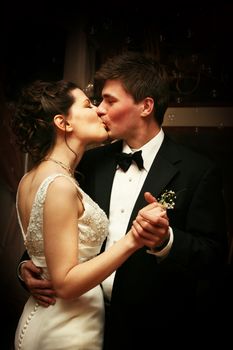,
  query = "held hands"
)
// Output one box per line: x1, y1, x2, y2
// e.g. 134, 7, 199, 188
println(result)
131, 192, 170, 250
